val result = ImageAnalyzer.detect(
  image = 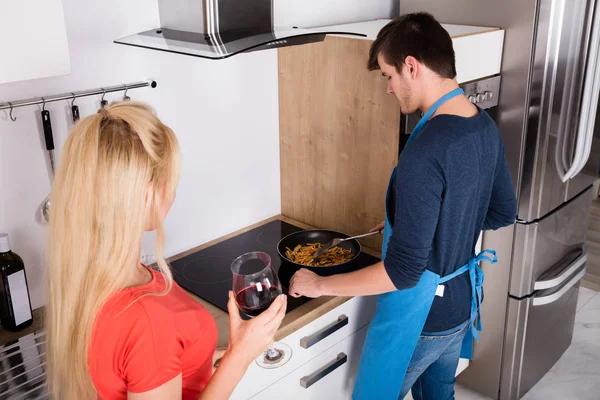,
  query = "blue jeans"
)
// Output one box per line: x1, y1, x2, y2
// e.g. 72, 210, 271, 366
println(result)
398, 320, 470, 400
